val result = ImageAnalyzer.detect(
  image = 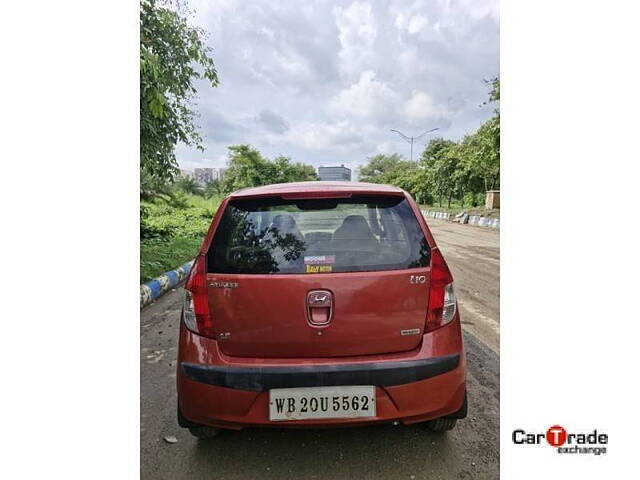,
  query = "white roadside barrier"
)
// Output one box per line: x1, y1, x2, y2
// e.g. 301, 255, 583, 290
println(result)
421, 210, 500, 229
140, 260, 194, 308
424, 211, 451, 220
